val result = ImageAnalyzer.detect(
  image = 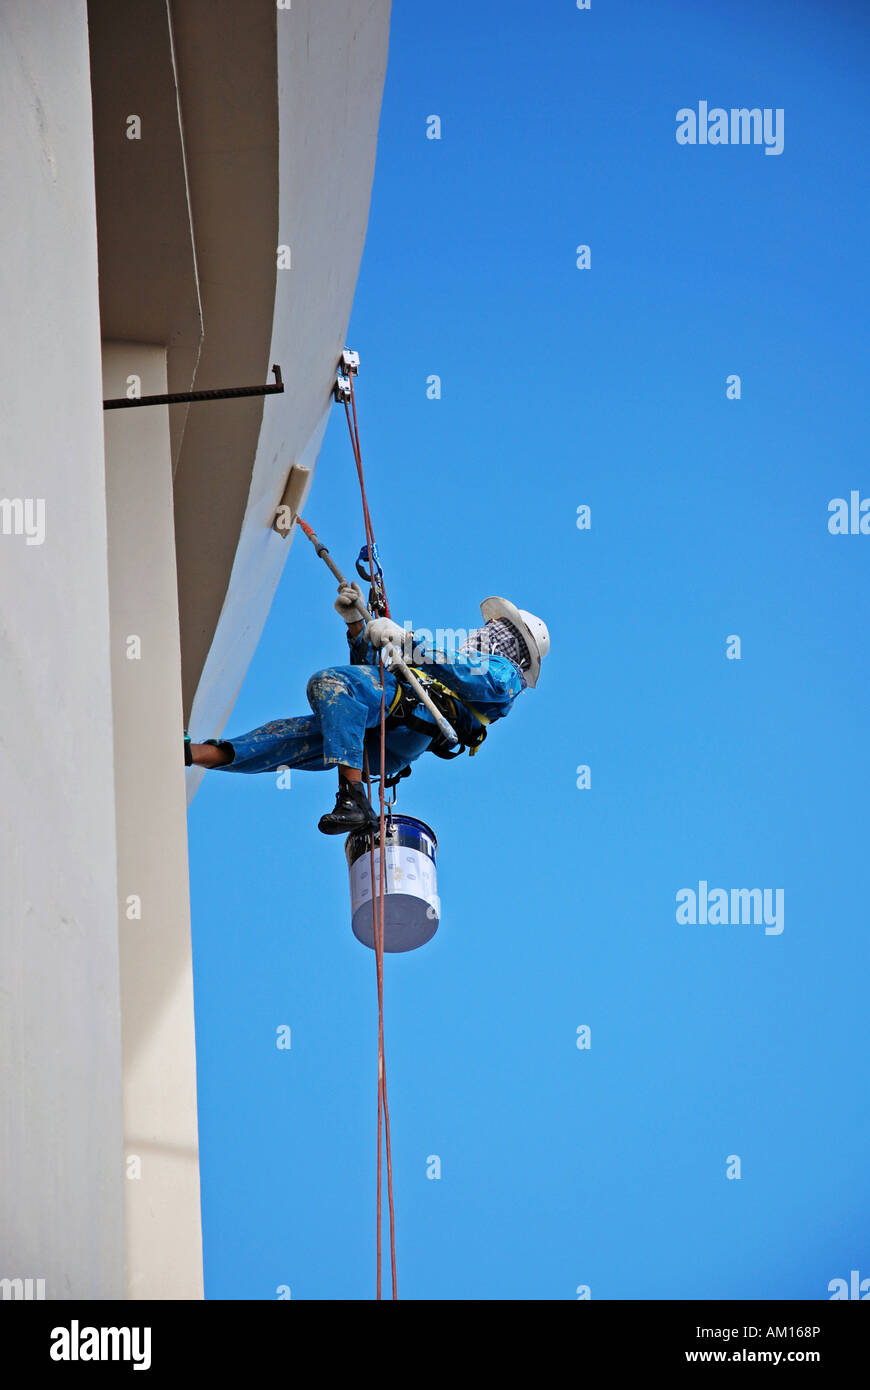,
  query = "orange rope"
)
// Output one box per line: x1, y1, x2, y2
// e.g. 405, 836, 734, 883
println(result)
376, 662, 398, 1300
346, 374, 398, 1300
